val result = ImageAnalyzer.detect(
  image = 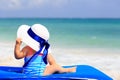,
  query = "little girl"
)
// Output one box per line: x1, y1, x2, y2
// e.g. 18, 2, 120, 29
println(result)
14, 24, 76, 76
